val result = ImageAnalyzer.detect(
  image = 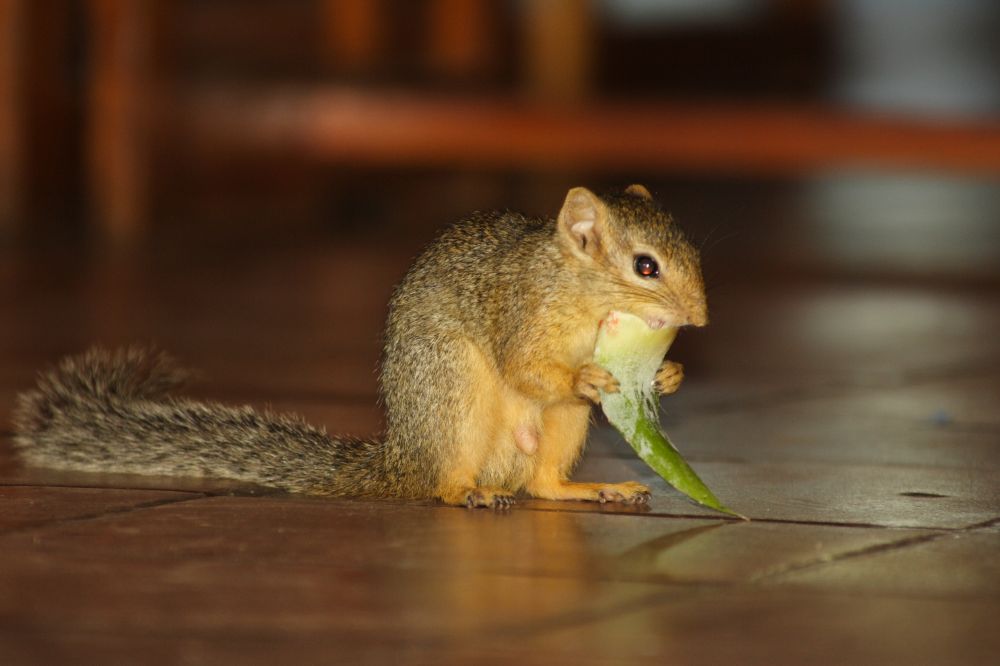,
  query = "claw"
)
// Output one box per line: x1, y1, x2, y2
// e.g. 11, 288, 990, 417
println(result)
574, 363, 619, 404
596, 482, 650, 505
628, 491, 651, 505
463, 488, 516, 509
654, 360, 684, 396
